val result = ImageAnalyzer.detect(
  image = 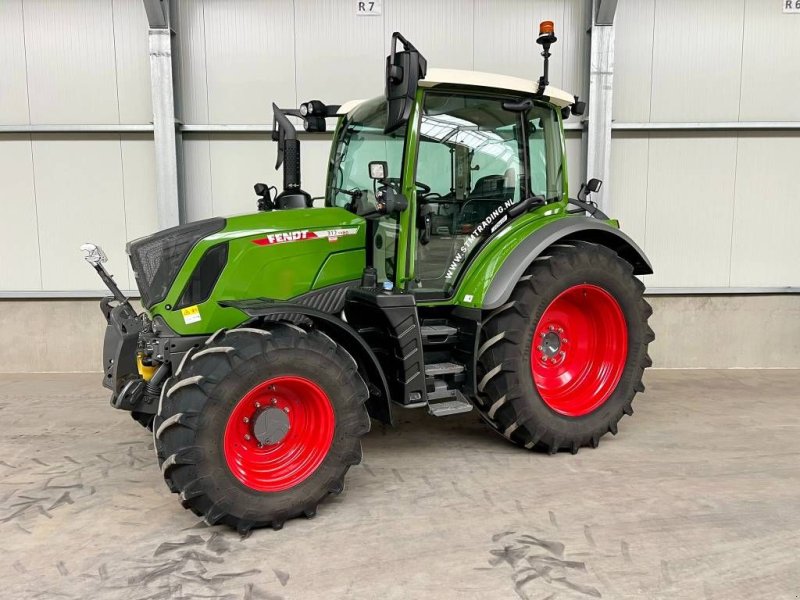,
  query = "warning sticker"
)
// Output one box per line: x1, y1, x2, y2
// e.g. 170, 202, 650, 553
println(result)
181, 305, 201, 324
